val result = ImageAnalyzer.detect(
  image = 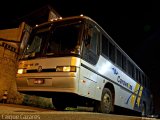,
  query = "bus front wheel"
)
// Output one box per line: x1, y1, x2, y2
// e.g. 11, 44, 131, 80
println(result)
52, 98, 67, 111
95, 88, 113, 114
